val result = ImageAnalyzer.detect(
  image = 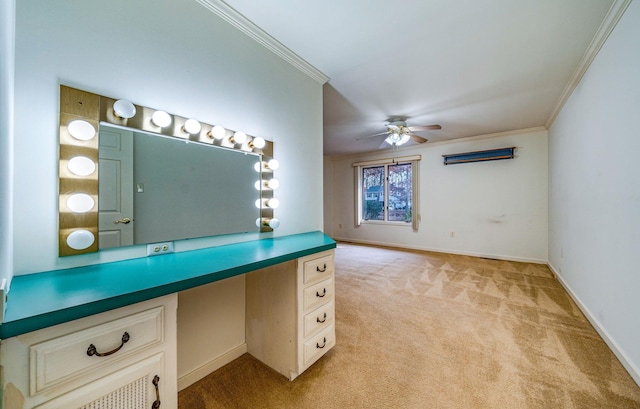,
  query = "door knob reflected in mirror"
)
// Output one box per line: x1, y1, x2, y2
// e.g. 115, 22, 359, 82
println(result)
115, 217, 131, 224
